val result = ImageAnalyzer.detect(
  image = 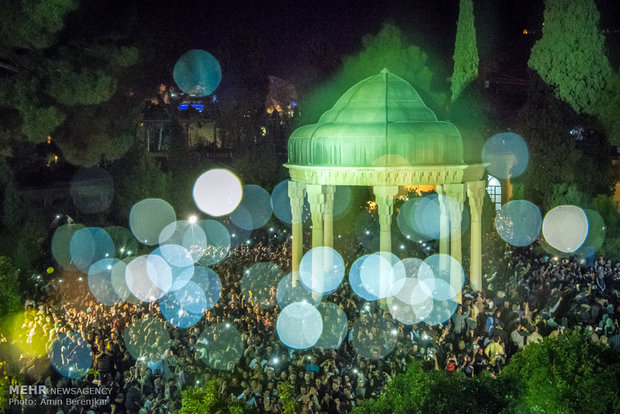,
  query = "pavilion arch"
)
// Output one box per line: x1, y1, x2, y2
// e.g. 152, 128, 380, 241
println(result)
285, 69, 486, 296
